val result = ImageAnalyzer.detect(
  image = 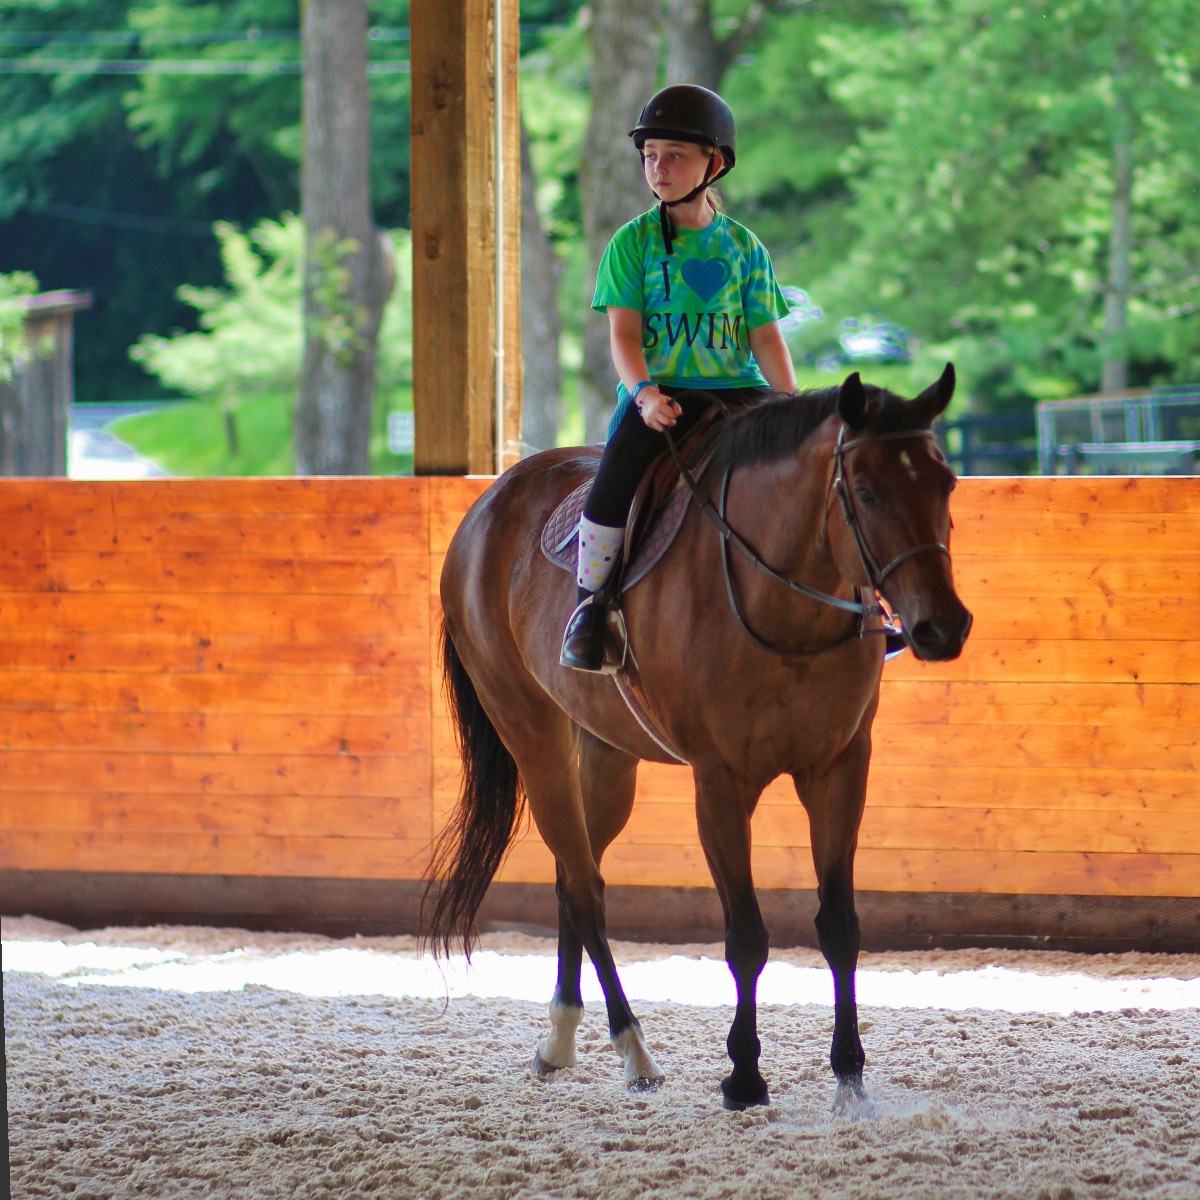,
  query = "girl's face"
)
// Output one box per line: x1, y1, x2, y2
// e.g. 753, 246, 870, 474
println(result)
641, 139, 721, 201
